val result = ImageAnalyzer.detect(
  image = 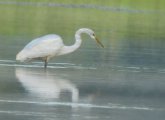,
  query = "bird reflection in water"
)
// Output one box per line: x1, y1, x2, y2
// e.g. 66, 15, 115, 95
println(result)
15, 68, 79, 102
